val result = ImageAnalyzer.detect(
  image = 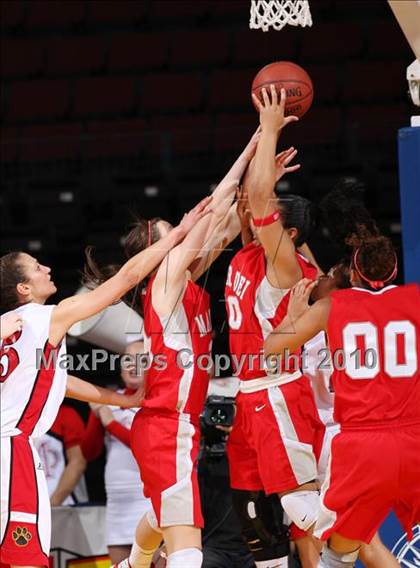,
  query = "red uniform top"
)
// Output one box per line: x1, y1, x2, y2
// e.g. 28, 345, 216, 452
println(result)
141, 276, 212, 420
327, 284, 420, 426
225, 243, 317, 380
